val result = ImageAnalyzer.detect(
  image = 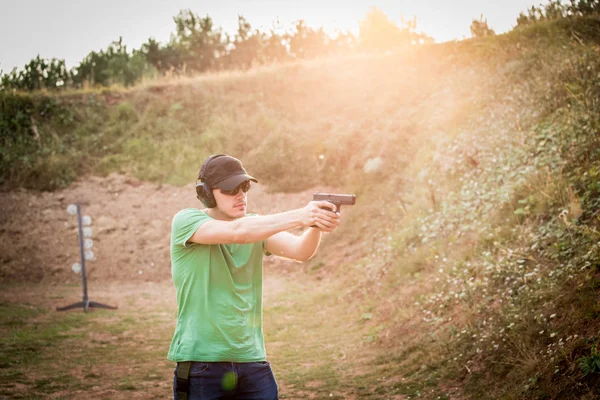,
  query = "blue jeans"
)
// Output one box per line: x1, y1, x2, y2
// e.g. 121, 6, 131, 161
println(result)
173, 361, 278, 400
